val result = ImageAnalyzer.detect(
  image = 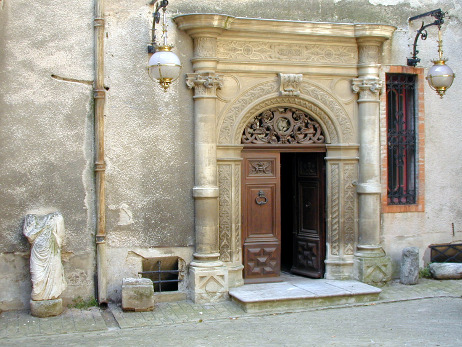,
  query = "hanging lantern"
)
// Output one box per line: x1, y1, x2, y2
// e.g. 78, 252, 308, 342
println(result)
426, 30, 455, 98
147, 0, 182, 92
